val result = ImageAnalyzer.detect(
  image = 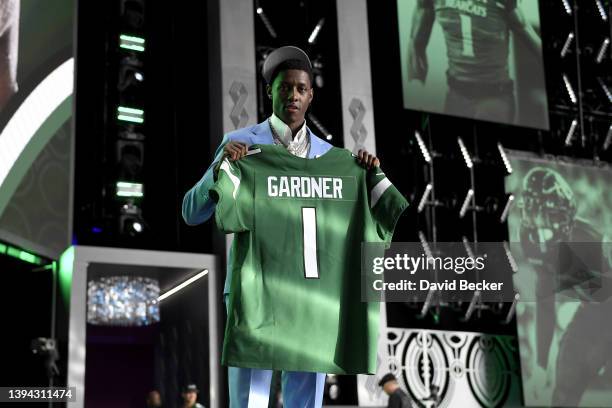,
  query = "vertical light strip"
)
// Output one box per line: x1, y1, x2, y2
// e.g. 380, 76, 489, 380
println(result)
458, 137, 473, 169
255, 8, 277, 39
459, 189, 474, 218
497, 143, 513, 174
417, 183, 433, 213
560, 32, 574, 58
603, 124, 612, 150
414, 131, 432, 163
596, 38, 609, 63
59, 246, 75, 306
595, 0, 607, 21
500, 194, 515, 223
462, 236, 475, 261
563, 74, 577, 104
503, 242, 519, 273
561, 0, 572, 15
307, 113, 332, 141
308, 18, 325, 44
564, 119, 579, 146
597, 77, 612, 102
